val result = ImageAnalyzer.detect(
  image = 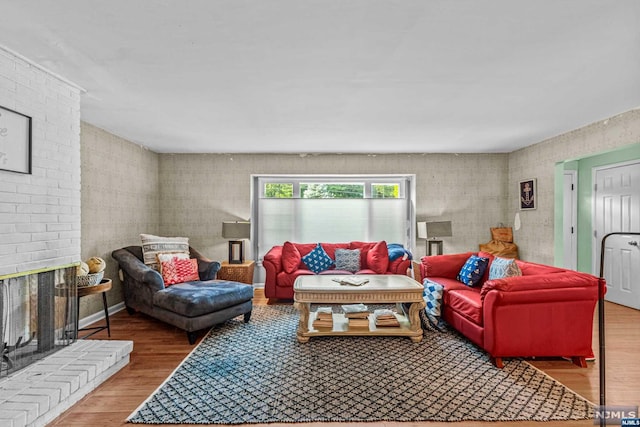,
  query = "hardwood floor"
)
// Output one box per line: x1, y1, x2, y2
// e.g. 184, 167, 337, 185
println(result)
49, 288, 640, 427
